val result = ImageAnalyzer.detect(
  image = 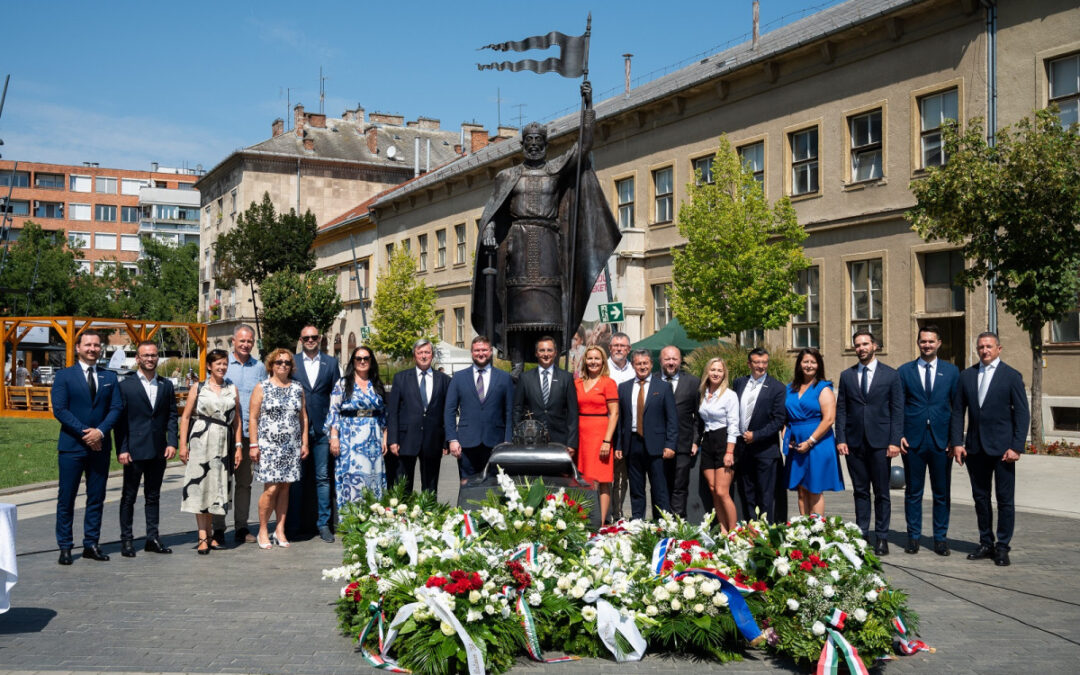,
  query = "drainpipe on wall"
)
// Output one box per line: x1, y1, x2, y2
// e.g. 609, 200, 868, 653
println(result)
982, 0, 998, 334
296, 158, 302, 213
